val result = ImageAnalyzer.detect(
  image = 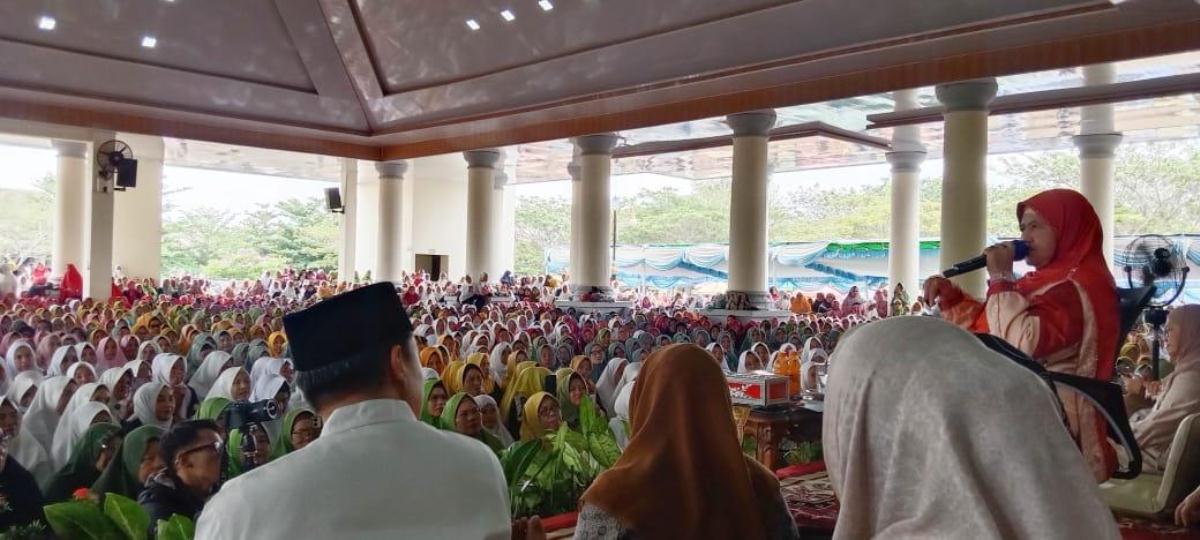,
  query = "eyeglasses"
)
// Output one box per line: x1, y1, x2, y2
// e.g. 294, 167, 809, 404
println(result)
179, 439, 224, 458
